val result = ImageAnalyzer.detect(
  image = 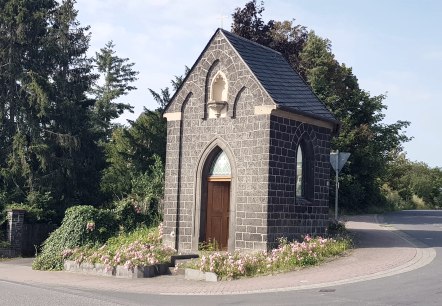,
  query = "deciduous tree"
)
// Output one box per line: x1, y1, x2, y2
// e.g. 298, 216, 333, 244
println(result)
231, 1, 410, 211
